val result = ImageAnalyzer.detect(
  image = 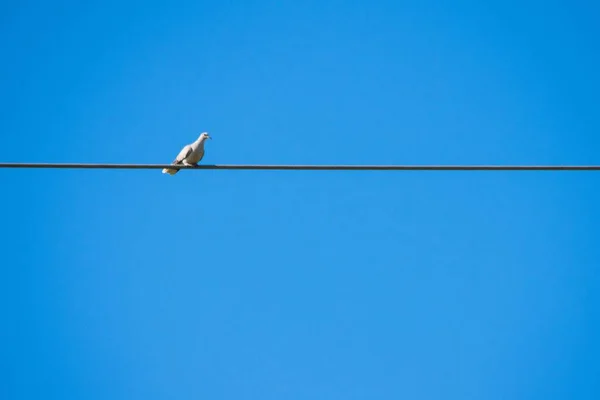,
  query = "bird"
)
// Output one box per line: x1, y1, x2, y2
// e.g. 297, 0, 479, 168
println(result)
162, 132, 212, 175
